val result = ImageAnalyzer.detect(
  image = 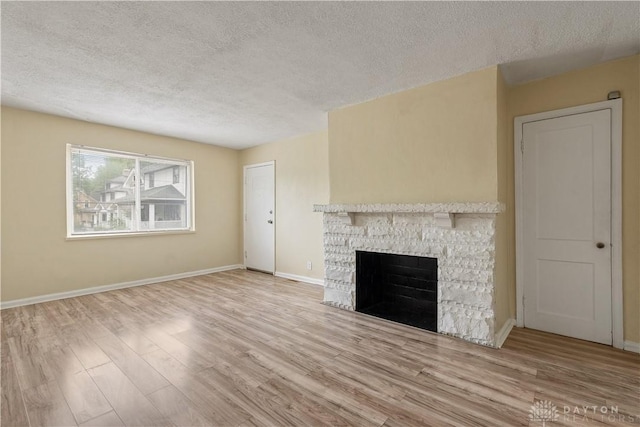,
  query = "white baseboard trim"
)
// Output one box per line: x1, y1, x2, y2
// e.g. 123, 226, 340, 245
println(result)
275, 271, 325, 286
623, 341, 640, 354
495, 318, 516, 348
0, 264, 244, 310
